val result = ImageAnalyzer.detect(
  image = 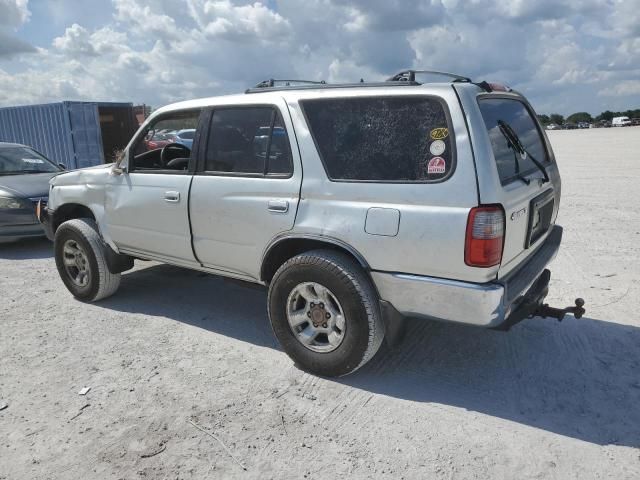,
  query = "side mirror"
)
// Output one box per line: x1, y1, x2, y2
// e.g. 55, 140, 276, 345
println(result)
112, 150, 129, 175
145, 129, 155, 141
58, 163, 66, 170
